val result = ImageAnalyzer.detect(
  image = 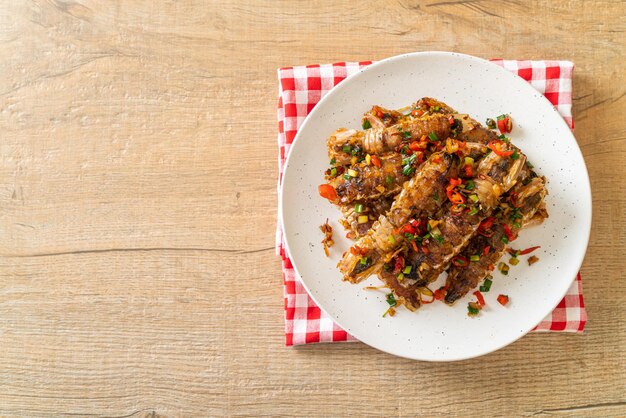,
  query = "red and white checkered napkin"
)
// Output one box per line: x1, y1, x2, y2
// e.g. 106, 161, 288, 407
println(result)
277, 59, 587, 346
